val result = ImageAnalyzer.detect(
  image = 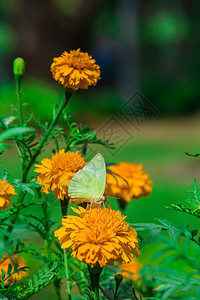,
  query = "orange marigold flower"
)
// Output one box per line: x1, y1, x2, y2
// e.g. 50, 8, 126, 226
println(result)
54, 206, 140, 268
0, 254, 27, 284
105, 162, 153, 203
120, 258, 142, 281
51, 49, 101, 90
0, 179, 16, 210
34, 150, 86, 200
